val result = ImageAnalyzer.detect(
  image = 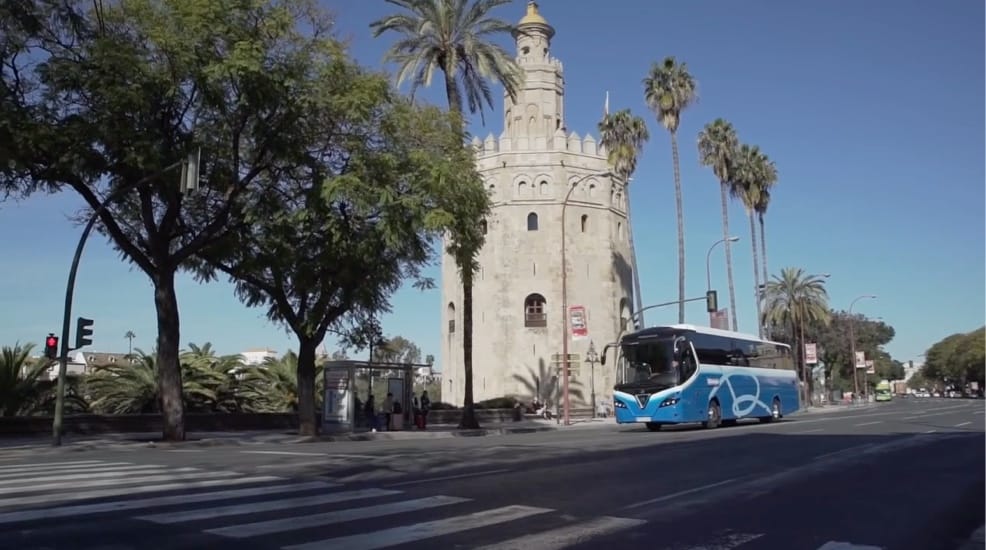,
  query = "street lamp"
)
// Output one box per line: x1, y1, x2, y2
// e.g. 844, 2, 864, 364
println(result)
561, 170, 612, 426
705, 236, 739, 329
52, 152, 200, 447
586, 340, 599, 418
848, 294, 877, 402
